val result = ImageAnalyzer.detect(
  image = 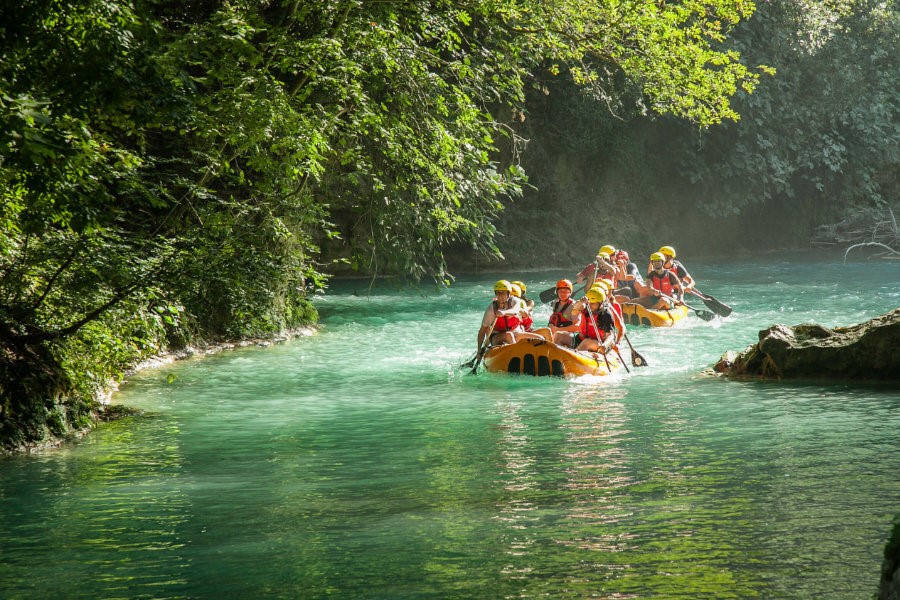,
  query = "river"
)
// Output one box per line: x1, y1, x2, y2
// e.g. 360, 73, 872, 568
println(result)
1, 257, 898, 599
